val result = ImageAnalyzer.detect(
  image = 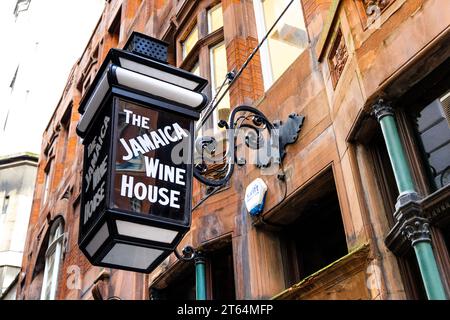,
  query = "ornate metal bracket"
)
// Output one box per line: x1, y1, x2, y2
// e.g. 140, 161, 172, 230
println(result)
273, 114, 305, 161
173, 245, 205, 265
193, 105, 305, 187
173, 245, 197, 261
